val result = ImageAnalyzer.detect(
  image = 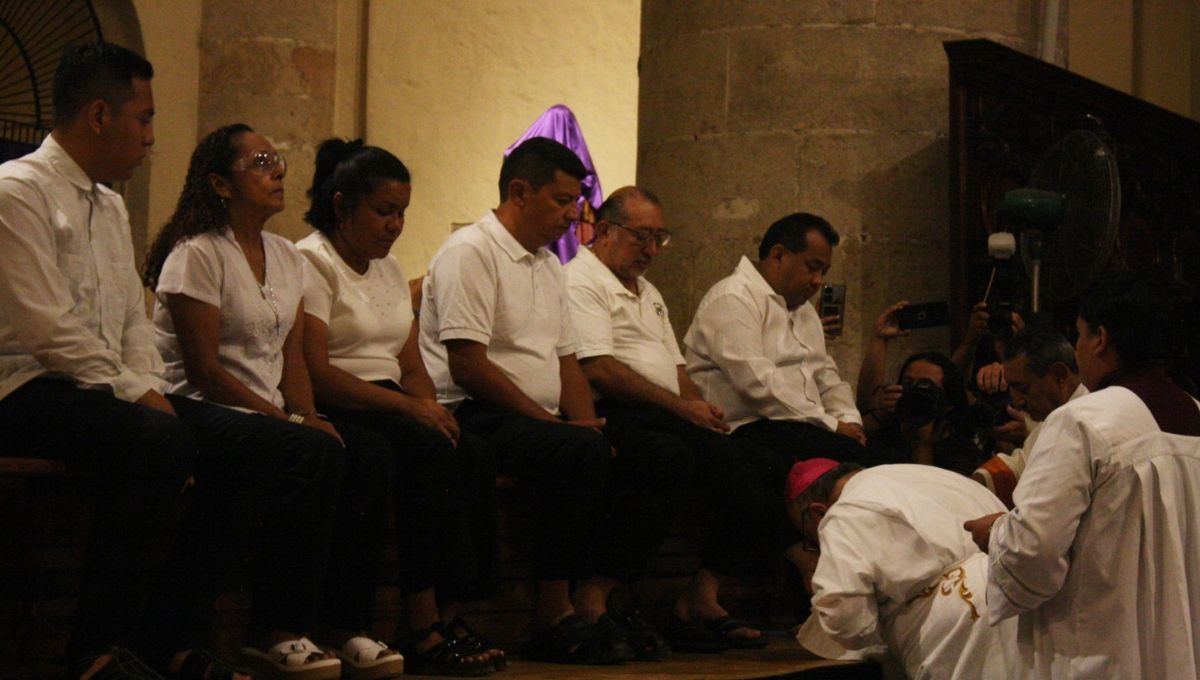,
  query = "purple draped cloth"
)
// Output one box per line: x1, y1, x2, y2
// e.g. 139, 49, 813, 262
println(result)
504, 105, 603, 262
